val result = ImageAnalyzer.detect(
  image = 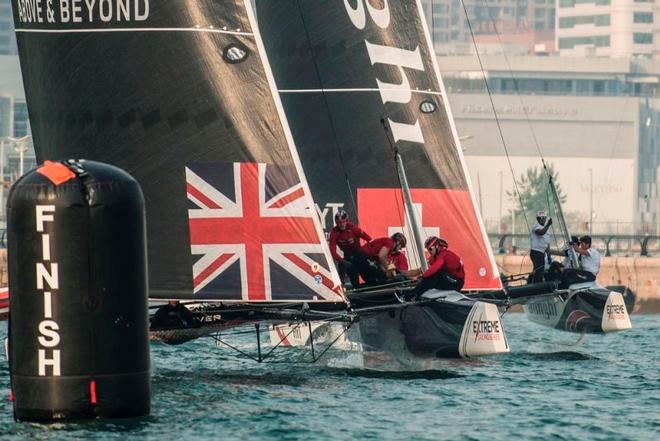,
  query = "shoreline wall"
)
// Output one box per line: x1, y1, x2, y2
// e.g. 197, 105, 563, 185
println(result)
496, 255, 660, 313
